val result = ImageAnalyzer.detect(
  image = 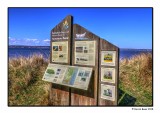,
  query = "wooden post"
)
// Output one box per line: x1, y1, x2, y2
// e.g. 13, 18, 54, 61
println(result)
49, 15, 73, 105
